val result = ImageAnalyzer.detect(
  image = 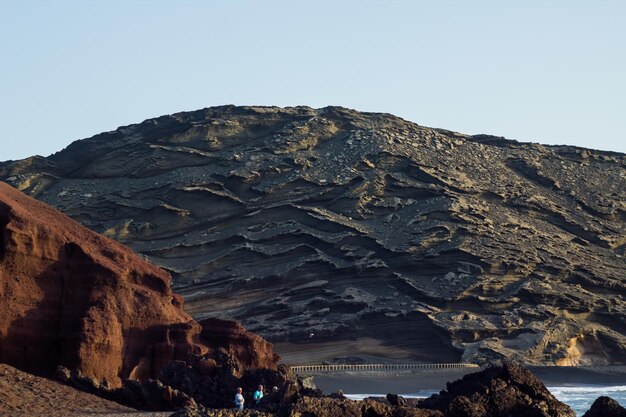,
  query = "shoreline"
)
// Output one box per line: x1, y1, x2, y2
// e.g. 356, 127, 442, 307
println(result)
306, 366, 626, 395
